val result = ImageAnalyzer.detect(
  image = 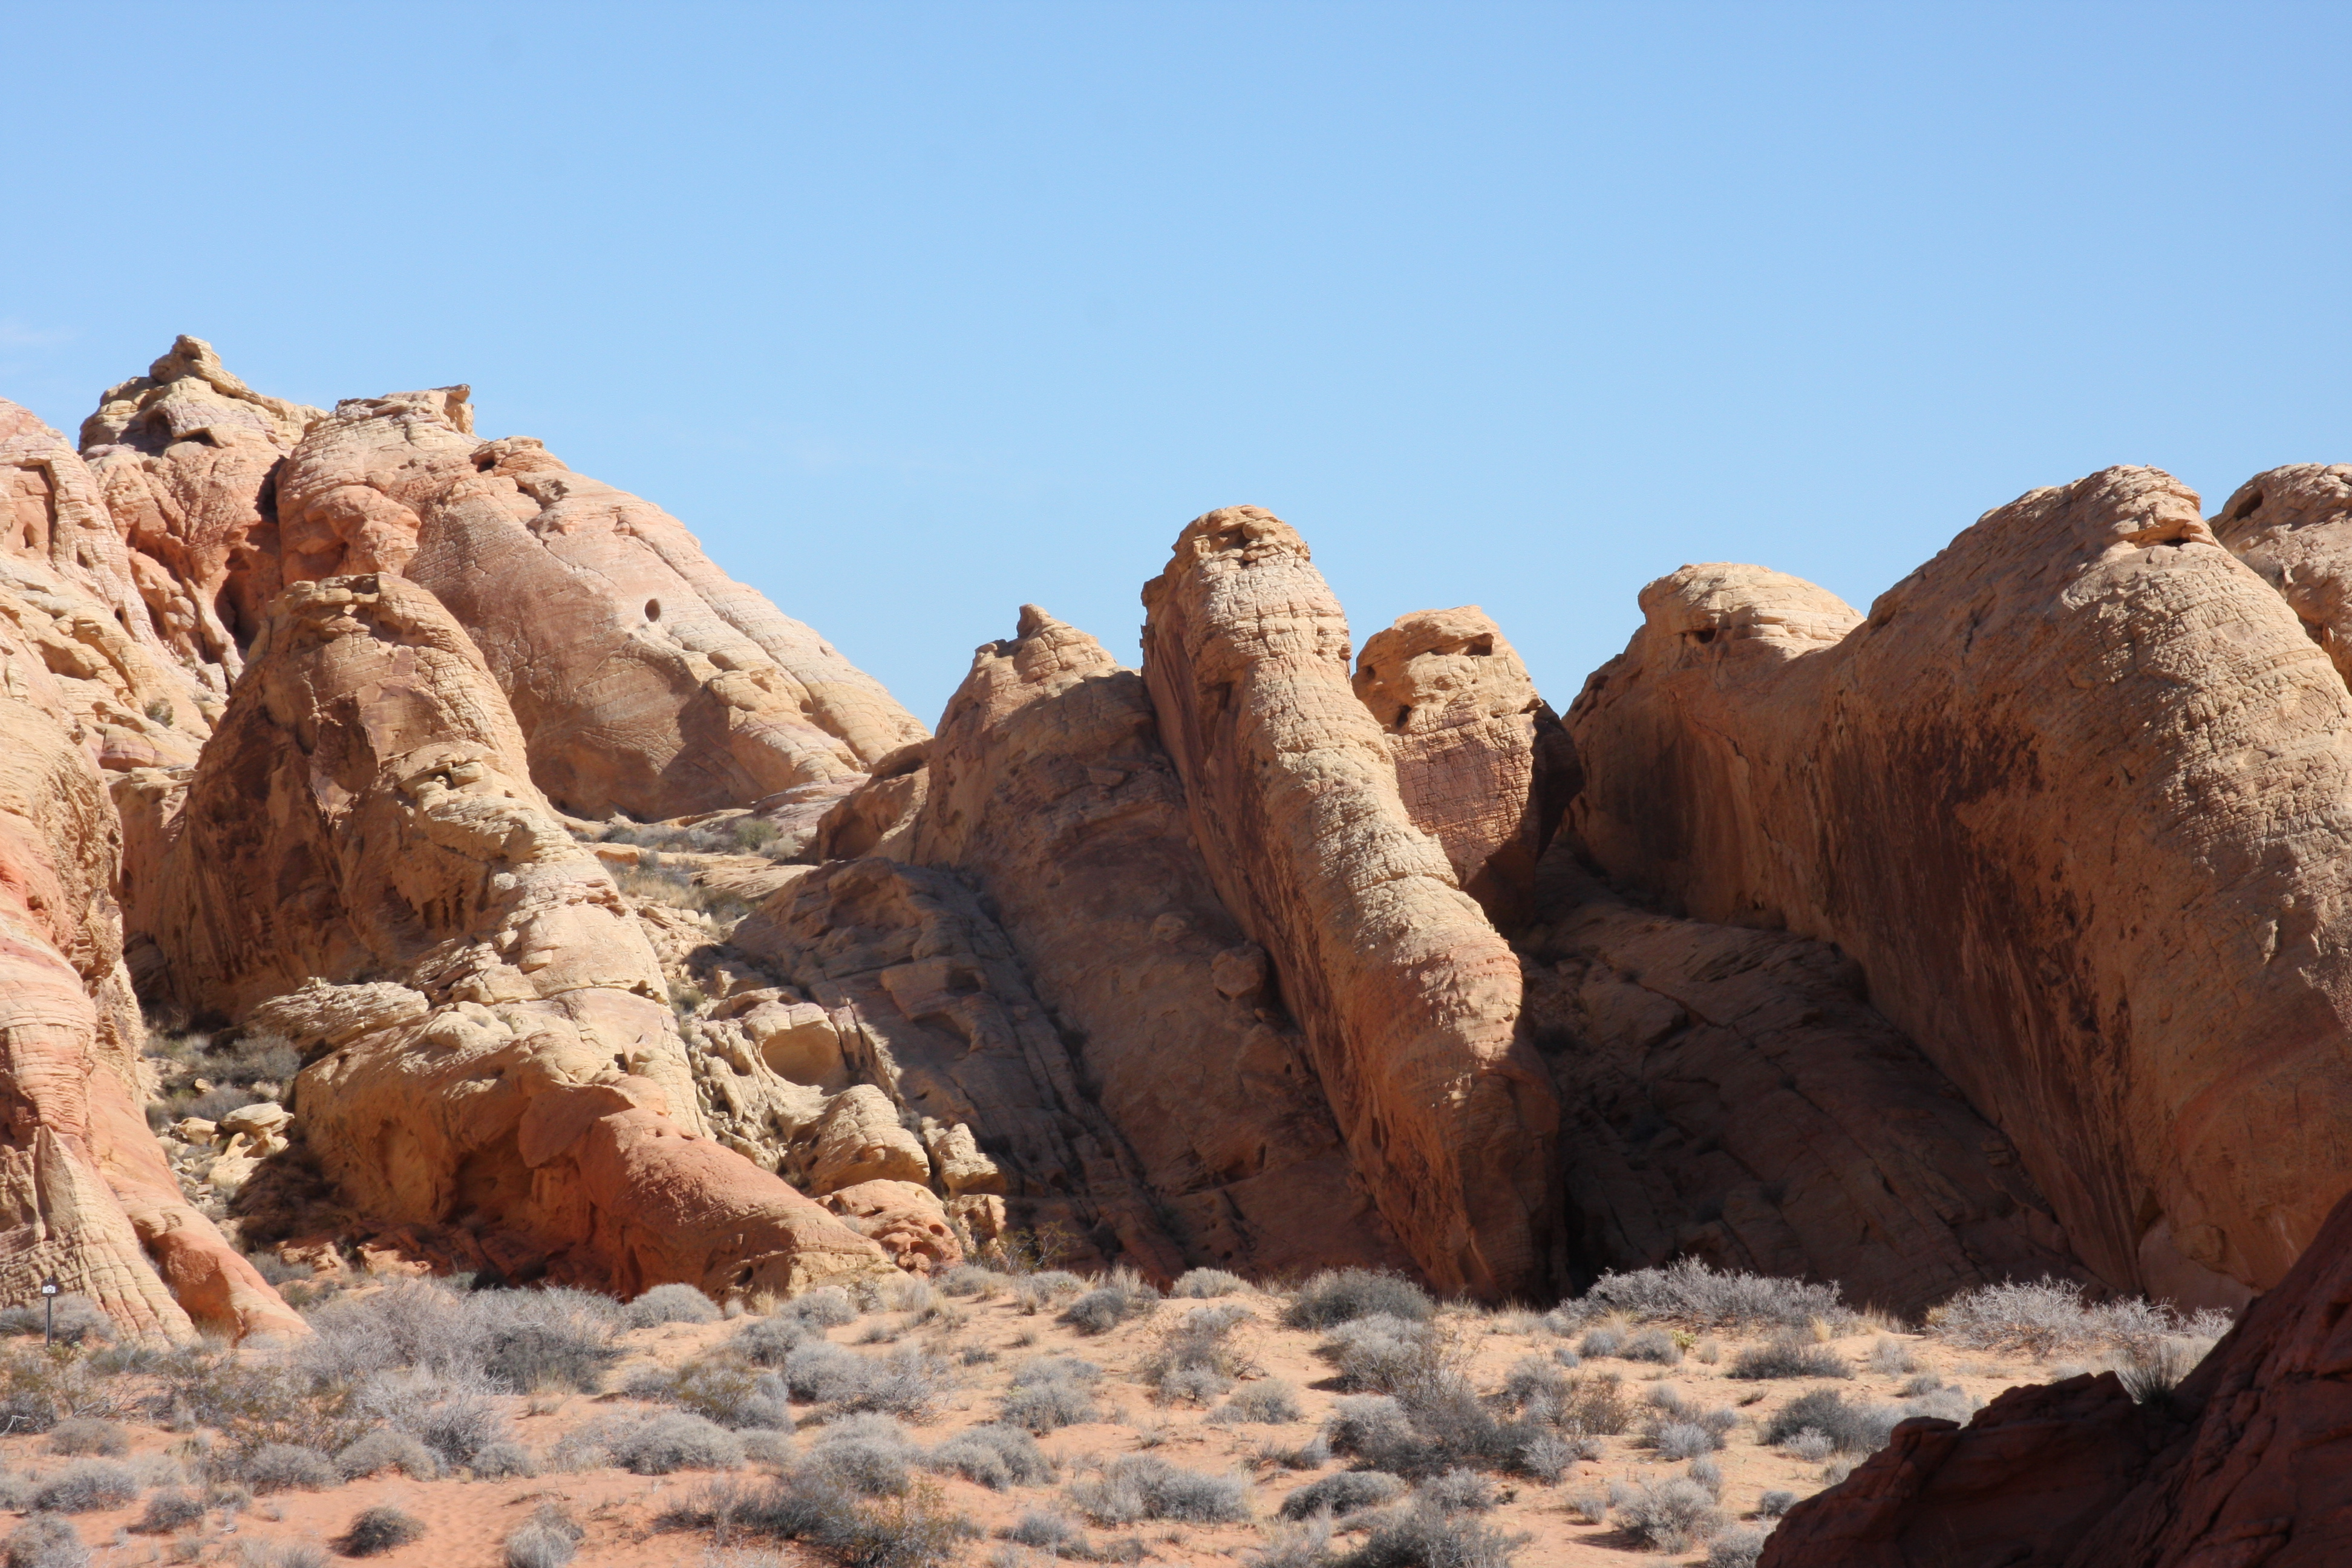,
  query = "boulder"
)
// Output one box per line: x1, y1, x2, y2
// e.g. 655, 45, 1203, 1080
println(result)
909, 603, 1408, 1276
1352, 606, 1576, 932
269, 392, 926, 818
821, 1179, 964, 1276
1567, 468, 2352, 1303
137, 572, 893, 1302
1140, 507, 1558, 1298
808, 1085, 932, 1194
2211, 462, 2352, 682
